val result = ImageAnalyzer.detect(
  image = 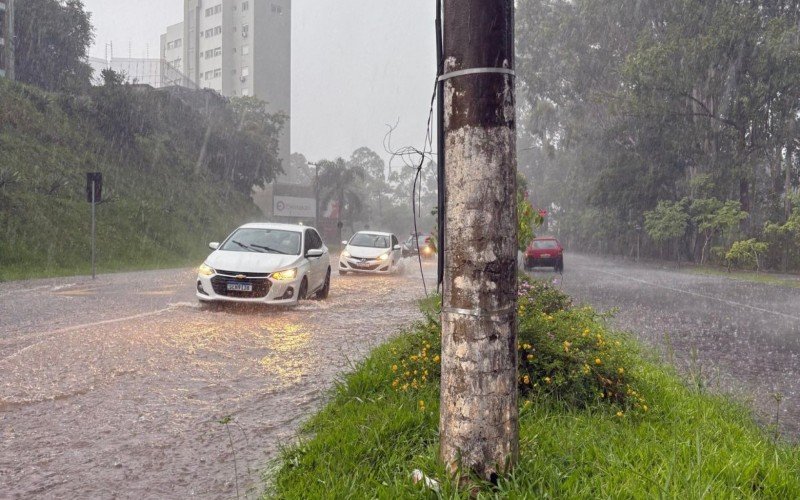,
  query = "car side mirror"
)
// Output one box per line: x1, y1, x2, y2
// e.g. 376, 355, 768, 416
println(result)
341, 240, 348, 246
306, 249, 324, 258
393, 245, 402, 251
209, 242, 220, 250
